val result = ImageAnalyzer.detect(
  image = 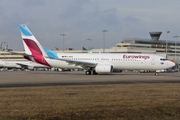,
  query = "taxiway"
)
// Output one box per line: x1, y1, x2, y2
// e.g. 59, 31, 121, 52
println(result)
0, 71, 179, 87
